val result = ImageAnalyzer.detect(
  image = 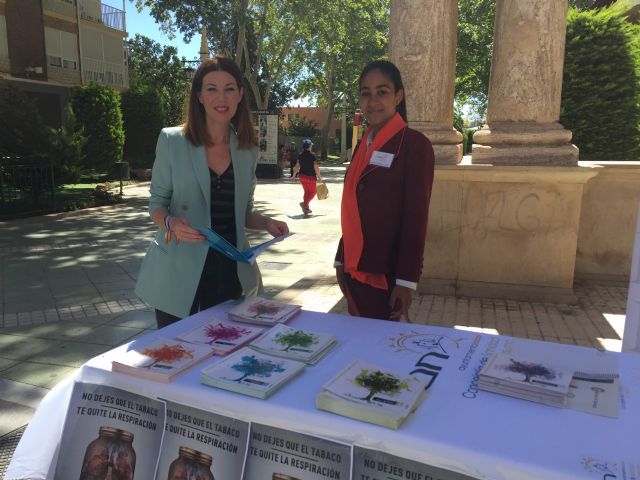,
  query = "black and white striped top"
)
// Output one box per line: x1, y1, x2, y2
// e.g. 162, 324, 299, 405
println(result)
209, 163, 236, 245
